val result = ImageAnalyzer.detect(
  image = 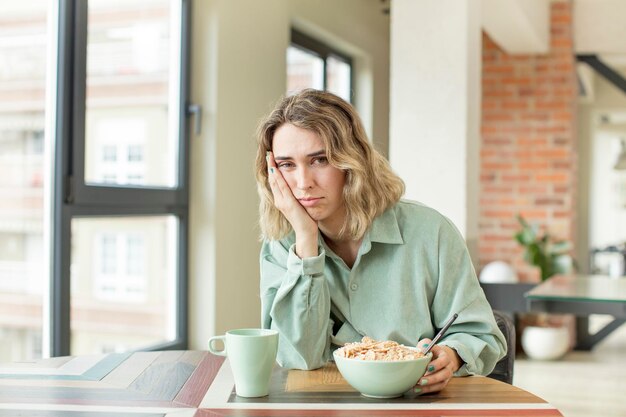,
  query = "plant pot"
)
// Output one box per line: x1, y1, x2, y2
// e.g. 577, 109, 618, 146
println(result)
479, 261, 519, 283
521, 325, 569, 360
